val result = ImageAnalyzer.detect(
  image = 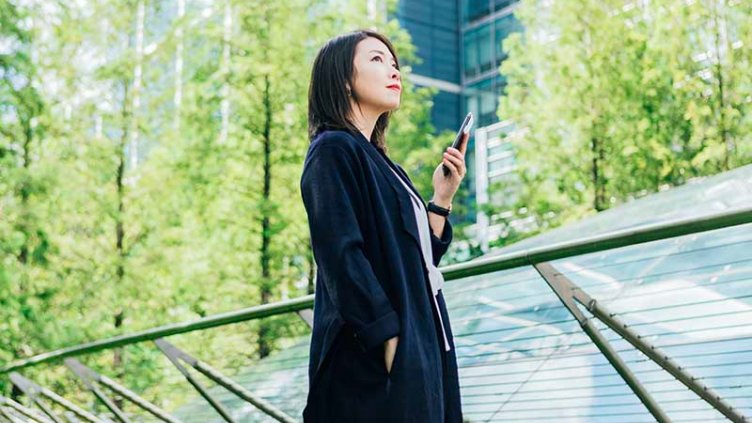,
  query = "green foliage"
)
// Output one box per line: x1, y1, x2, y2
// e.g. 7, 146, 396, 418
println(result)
499, 0, 752, 232
0, 0, 451, 411
0, 0, 54, 389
